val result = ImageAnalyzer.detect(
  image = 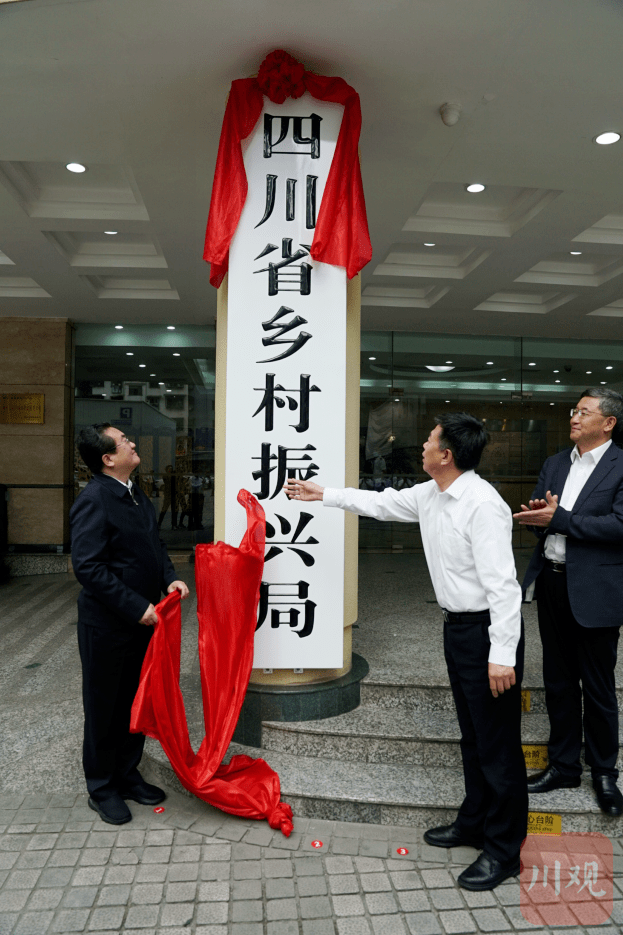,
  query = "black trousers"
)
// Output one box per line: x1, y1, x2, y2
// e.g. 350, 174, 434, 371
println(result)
536, 565, 620, 779
444, 613, 528, 864
77, 621, 153, 802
